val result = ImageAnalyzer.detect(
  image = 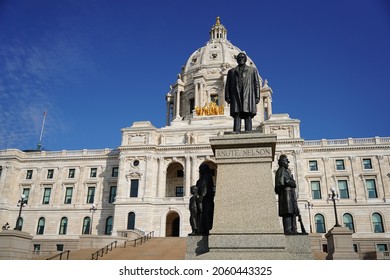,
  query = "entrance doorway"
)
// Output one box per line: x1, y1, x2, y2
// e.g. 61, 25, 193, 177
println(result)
166, 211, 180, 237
